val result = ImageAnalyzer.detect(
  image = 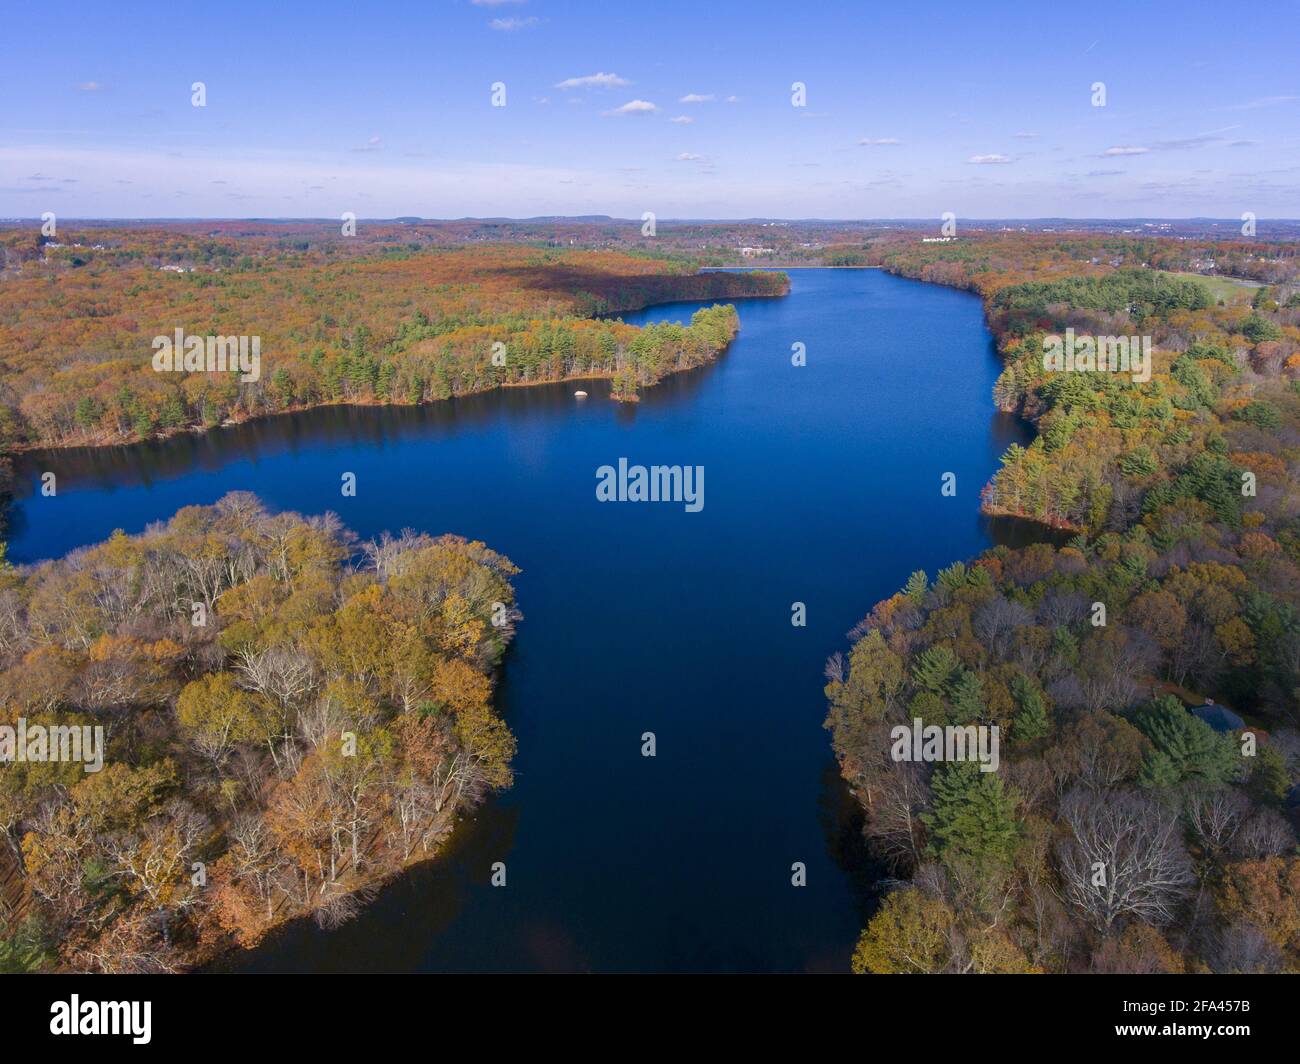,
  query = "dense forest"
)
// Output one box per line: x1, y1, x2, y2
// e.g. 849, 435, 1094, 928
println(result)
5, 221, 1300, 974
0, 494, 519, 972
826, 235, 1300, 974
0, 227, 786, 449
